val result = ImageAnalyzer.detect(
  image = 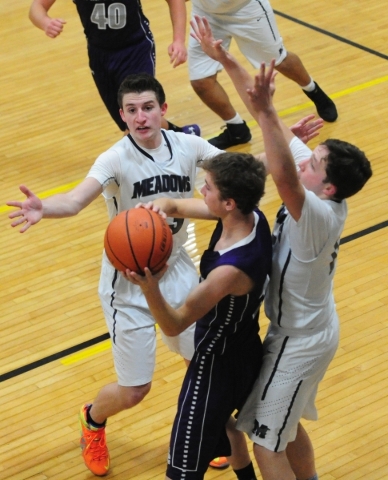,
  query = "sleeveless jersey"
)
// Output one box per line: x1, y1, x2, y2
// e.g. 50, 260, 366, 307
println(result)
195, 208, 272, 354
73, 0, 151, 49
87, 130, 221, 328
265, 189, 347, 334
87, 130, 221, 267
